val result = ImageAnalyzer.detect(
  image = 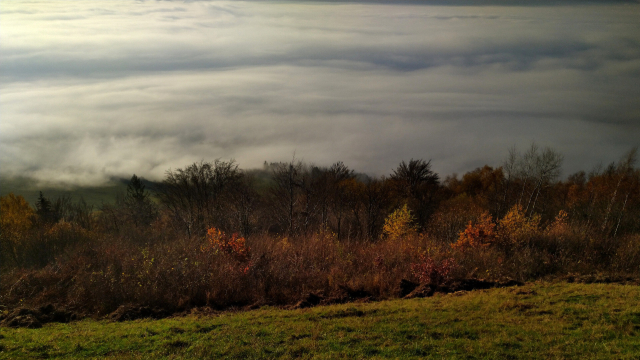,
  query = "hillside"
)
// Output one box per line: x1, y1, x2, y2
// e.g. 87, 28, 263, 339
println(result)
0, 176, 161, 208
